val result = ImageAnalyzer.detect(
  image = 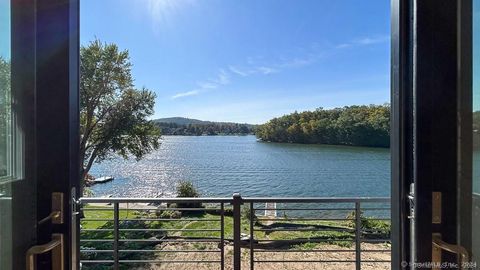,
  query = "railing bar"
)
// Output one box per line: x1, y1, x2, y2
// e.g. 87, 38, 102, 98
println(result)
120, 218, 221, 221
253, 260, 357, 263
80, 197, 389, 203
80, 249, 221, 253
80, 208, 115, 211
119, 239, 222, 242
256, 208, 356, 211
232, 194, 242, 270
80, 250, 114, 253
254, 228, 355, 232
256, 218, 355, 221
81, 229, 114, 232
255, 249, 357, 252
80, 239, 114, 242
250, 201, 254, 270
355, 201, 361, 270
90, 208, 218, 211
220, 202, 225, 270
81, 219, 114, 221
80, 197, 232, 203
361, 250, 392, 253
361, 239, 391, 243
79, 260, 114, 263
117, 229, 221, 232
81, 208, 223, 211
81, 218, 221, 222
243, 197, 390, 203
118, 260, 222, 263
113, 202, 120, 270
121, 249, 220, 253
80, 239, 224, 242
255, 239, 355, 243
